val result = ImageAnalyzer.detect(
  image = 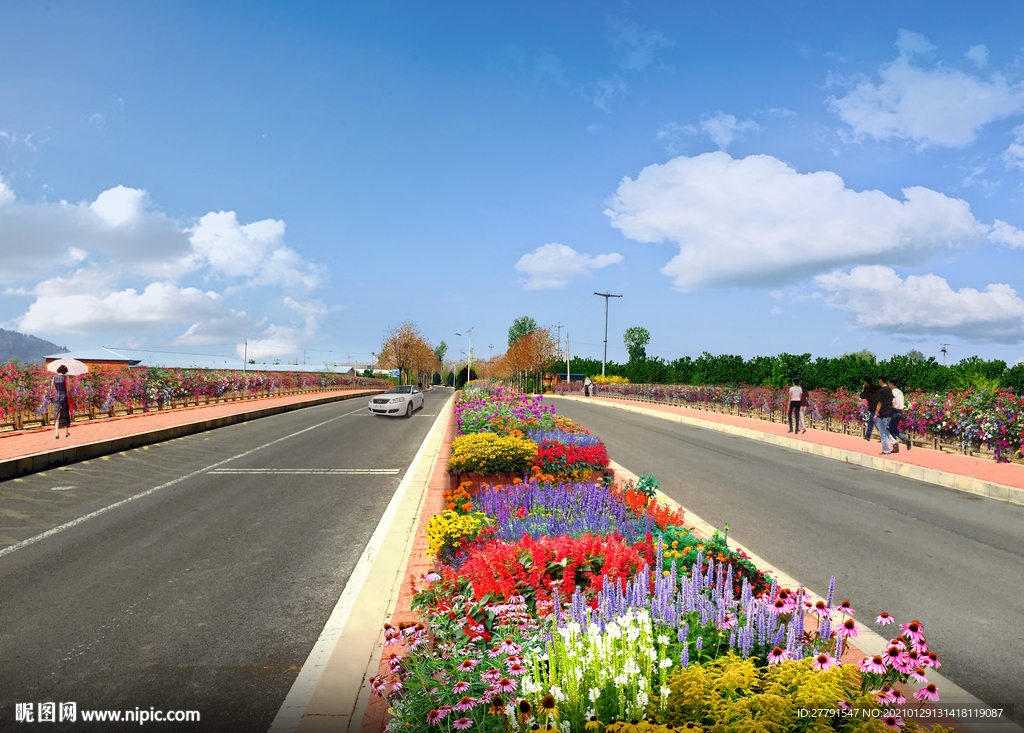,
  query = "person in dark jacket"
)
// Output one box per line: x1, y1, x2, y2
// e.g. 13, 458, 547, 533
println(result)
859, 376, 880, 442
874, 375, 895, 455
52, 364, 74, 440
